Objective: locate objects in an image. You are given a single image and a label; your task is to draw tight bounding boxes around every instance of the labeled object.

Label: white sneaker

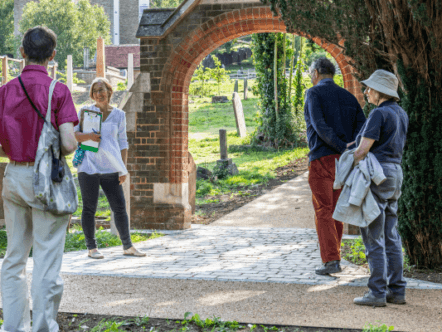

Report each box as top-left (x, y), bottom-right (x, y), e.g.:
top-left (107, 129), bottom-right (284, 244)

top-left (88, 249), bottom-right (104, 259)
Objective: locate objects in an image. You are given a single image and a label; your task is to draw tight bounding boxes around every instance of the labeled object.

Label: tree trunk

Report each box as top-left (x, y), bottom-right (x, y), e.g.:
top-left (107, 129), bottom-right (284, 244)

top-left (274, 36), bottom-right (278, 118)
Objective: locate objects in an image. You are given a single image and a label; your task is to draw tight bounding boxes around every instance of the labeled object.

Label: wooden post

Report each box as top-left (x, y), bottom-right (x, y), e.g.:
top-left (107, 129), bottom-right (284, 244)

top-left (67, 55), bottom-right (73, 92)
top-left (52, 64), bottom-right (58, 79)
top-left (96, 36), bottom-right (106, 78)
top-left (127, 53), bottom-right (134, 90)
top-left (19, 59), bottom-right (25, 73)
top-left (2, 56), bottom-right (8, 85)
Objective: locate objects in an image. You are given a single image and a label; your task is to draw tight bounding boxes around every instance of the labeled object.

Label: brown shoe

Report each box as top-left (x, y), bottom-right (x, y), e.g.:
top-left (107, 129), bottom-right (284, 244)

top-left (123, 246), bottom-right (146, 257)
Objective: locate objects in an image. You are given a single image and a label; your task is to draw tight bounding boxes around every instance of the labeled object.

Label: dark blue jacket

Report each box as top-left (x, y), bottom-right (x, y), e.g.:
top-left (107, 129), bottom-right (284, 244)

top-left (304, 78), bottom-right (366, 162)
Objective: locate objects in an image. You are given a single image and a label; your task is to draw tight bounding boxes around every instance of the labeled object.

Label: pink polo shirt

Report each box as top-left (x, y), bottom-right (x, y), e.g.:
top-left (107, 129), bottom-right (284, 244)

top-left (0, 65), bottom-right (79, 162)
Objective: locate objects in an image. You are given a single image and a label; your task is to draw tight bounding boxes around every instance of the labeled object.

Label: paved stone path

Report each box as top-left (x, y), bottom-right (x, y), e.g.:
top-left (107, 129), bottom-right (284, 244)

top-left (20, 225), bottom-right (442, 290)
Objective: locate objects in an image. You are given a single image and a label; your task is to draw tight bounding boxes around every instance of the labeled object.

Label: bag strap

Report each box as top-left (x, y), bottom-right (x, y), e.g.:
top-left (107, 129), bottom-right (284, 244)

top-left (46, 79), bottom-right (58, 123)
top-left (18, 75), bottom-right (46, 123)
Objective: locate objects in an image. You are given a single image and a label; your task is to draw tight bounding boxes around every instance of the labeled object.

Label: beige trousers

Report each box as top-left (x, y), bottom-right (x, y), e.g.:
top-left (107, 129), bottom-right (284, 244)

top-left (1, 163), bottom-right (69, 332)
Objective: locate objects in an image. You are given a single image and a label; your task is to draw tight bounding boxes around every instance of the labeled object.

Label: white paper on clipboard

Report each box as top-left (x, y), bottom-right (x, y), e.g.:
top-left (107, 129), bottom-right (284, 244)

top-left (82, 110), bottom-right (102, 151)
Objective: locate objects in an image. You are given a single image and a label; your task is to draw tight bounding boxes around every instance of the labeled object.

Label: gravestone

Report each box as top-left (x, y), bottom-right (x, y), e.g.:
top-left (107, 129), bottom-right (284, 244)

top-left (234, 80), bottom-right (239, 93)
top-left (212, 96), bottom-right (229, 103)
top-left (244, 79), bottom-right (248, 100)
top-left (232, 92), bottom-right (247, 137)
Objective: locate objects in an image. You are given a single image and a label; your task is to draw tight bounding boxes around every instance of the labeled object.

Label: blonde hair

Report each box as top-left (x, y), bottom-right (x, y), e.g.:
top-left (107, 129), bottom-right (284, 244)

top-left (89, 77), bottom-right (113, 103)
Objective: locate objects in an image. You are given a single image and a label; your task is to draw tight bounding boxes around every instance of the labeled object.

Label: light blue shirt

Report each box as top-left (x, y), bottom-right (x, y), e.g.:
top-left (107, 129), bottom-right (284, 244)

top-left (74, 105), bottom-right (129, 176)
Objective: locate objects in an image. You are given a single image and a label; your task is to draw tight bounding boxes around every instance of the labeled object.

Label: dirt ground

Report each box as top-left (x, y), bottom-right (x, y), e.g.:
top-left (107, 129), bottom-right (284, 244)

top-left (192, 157), bottom-right (309, 225)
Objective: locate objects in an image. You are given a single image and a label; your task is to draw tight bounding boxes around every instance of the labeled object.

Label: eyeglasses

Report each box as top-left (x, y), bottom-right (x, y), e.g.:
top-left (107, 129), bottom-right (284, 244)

top-left (93, 88), bottom-right (107, 94)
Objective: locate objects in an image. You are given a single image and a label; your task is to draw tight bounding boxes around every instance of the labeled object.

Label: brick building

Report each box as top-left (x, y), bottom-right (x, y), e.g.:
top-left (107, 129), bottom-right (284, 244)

top-left (13, 0), bottom-right (149, 45)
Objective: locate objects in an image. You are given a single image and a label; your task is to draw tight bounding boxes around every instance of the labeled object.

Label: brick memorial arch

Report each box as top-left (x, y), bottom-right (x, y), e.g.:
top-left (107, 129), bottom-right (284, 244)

top-left (123, 0), bottom-right (364, 230)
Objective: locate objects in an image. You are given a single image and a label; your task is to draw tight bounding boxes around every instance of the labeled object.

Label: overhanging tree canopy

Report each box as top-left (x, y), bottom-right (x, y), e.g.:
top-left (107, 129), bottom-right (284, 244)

top-left (262, 0), bottom-right (442, 268)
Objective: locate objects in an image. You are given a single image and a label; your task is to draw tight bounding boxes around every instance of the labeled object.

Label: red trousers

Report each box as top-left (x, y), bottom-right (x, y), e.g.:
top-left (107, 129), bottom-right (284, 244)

top-left (308, 154), bottom-right (343, 263)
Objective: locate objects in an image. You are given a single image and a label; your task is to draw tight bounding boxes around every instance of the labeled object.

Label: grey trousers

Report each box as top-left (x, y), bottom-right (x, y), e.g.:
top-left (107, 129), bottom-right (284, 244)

top-left (360, 163), bottom-right (407, 297)
top-left (1, 163), bottom-right (69, 332)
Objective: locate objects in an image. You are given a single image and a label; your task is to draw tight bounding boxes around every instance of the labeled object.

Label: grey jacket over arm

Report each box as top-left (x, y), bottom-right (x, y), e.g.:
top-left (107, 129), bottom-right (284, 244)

top-left (332, 149), bottom-right (386, 227)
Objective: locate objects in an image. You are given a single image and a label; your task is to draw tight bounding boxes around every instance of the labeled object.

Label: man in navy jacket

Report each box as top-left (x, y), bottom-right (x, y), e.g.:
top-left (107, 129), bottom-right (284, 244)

top-left (304, 57), bottom-right (366, 275)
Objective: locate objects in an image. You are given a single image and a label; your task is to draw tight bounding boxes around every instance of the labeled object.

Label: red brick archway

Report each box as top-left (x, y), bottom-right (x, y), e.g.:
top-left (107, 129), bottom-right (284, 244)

top-left (162, 8), bottom-right (363, 185)
top-left (132, 2), bottom-right (363, 230)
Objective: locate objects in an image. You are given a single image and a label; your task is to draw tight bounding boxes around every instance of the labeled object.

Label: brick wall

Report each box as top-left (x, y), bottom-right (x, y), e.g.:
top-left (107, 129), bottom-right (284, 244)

top-left (105, 45), bottom-right (141, 68)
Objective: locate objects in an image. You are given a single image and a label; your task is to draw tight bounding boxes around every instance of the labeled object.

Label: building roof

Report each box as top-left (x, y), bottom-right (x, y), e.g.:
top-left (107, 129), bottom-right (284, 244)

top-left (105, 45), bottom-right (140, 69)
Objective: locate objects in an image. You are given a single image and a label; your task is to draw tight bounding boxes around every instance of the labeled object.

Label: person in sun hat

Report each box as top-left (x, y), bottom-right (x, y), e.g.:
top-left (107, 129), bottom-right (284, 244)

top-left (352, 69), bottom-right (409, 307)
top-left (305, 57), bottom-right (366, 276)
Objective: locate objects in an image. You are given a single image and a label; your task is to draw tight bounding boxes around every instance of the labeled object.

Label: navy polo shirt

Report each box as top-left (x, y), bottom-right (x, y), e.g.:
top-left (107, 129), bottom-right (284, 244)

top-left (356, 100), bottom-right (409, 164)
top-left (304, 78), bottom-right (366, 162)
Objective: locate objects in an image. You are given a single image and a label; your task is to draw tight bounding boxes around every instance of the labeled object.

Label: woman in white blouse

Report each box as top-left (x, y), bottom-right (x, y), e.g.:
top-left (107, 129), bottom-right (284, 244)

top-left (74, 77), bottom-right (145, 259)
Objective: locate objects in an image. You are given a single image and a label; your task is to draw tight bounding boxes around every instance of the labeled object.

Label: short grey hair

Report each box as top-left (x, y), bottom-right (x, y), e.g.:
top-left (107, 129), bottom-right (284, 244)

top-left (310, 57), bottom-right (336, 76)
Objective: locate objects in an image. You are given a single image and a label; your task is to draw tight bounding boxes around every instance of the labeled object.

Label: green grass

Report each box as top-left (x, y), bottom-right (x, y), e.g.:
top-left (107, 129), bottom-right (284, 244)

top-left (0, 226), bottom-right (164, 257)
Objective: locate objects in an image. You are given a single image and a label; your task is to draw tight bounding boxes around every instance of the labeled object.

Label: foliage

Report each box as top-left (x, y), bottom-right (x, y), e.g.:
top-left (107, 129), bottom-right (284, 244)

top-left (150, 0), bottom-right (184, 8)
top-left (117, 80), bottom-right (128, 91)
top-left (397, 60), bottom-right (442, 268)
top-left (341, 237), bottom-right (366, 265)
top-left (251, 33), bottom-right (299, 148)
top-left (190, 63), bottom-right (211, 97)
top-left (263, 0), bottom-right (442, 268)
top-left (56, 71), bottom-right (86, 85)
top-left (19, 0), bottom-right (111, 69)
top-left (0, 0), bottom-right (14, 56)
top-left (207, 55), bottom-right (231, 96)
top-left (362, 322), bottom-right (394, 332)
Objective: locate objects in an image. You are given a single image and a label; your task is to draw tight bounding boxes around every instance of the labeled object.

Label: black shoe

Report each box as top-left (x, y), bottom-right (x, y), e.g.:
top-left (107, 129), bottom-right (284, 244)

top-left (315, 260), bottom-right (342, 275)
top-left (386, 289), bottom-right (406, 304)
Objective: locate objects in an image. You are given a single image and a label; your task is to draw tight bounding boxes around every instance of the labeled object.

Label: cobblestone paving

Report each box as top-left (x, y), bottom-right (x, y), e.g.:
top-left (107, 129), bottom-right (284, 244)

top-left (20, 226), bottom-right (442, 290)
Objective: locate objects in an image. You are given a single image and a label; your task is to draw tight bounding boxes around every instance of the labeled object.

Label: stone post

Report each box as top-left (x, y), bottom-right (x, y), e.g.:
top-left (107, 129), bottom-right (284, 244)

top-left (244, 79), bottom-right (248, 100)
top-left (219, 129), bottom-right (228, 160)
top-left (216, 129), bottom-right (238, 176)
top-left (96, 37), bottom-right (106, 78)
top-left (83, 47), bottom-right (90, 70)
top-left (110, 173), bottom-right (131, 236)
top-left (127, 53), bottom-right (134, 90)
top-left (2, 56), bottom-right (8, 85)
top-left (234, 79), bottom-right (238, 93)
top-left (66, 55), bottom-right (73, 92)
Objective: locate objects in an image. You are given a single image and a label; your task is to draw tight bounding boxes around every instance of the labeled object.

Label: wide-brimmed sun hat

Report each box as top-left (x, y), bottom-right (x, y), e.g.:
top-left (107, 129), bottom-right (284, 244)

top-left (361, 69), bottom-right (400, 101)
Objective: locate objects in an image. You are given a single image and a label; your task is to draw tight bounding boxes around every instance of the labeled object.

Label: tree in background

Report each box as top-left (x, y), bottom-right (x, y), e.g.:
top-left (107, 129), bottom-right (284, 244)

top-left (207, 55), bottom-right (230, 96)
top-left (190, 63), bottom-right (210, 97)
top-left (265, 0), bottom-right (442, 268)
top-left (150, 0), bottom-right (184, 8)
top-left (0, 0), bottom-right (14, 56)
top-left (19, 0), bottom-right (110, 69)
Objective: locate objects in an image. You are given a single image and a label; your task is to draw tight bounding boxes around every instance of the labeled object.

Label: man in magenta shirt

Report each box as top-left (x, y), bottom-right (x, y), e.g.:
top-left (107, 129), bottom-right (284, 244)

top-left (0, 26), bottom-right (78, 332)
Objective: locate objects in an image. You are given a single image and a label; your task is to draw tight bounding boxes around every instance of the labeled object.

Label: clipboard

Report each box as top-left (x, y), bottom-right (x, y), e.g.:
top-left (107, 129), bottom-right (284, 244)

top-left (80, 109), bottom-right (102, 153)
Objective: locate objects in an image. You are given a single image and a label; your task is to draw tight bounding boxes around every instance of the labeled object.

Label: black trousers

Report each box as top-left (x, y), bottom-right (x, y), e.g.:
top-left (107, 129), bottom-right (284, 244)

top-left (78, 172), bottom-right (132, 250)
